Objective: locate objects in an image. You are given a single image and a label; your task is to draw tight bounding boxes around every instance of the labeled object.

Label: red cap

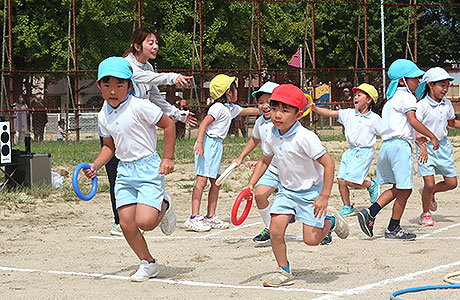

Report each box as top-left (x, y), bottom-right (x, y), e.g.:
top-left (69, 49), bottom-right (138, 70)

top-left (269, 84), bottom-right (306, 111)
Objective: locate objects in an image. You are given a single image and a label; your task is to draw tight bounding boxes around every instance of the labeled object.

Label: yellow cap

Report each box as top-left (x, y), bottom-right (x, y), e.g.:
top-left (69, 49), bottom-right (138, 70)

top-left (209, 74), bottom-right (236, 100)
top-left (352, 83), bottom-right (378, 103)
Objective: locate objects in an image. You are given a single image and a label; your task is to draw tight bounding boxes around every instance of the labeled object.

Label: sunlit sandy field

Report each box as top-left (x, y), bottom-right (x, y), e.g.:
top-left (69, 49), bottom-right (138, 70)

top-left (2, 138), bottom-right (460, 299)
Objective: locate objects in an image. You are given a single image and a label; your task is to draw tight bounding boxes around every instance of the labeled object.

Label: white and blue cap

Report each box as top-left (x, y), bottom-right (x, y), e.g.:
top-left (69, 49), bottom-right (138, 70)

top-left (386, 59), bottom-right (425, 100)
top-left (97, 56), bottom-right (139, 96)
top-left (415, 67), bottom-right (454, 99)
top-left (251, 81), bottom-right (280, 99)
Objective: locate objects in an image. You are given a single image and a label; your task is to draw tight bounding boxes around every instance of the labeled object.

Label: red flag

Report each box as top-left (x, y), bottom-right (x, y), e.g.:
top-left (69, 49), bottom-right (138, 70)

top-left (288, 48), bottom-right (300, 68)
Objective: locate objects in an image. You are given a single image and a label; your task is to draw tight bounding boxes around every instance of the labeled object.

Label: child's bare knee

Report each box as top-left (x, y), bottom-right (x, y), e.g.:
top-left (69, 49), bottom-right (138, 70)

top-left (303, 236), bottom-right (320, 246)
top-left (446, 179), bottom-right (457, 190)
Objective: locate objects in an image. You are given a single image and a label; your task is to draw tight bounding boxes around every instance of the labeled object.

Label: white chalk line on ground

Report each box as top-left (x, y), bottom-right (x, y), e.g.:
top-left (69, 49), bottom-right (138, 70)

top-left (311, 258), bottom-right (460, 300)
top-left (0, 266), bottom-right (331, 294)
top-left (3, 258), bottom-right (460, 297)
top-left (418, 222), bottom-right (460, 239)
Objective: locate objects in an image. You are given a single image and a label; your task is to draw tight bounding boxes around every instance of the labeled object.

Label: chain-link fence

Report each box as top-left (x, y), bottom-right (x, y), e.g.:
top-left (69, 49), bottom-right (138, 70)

top-left (1, 0), bottom-right (459, 141)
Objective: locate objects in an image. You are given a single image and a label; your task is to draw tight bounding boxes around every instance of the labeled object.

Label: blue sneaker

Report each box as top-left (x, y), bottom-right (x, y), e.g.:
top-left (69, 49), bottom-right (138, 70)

top-left (357, 208), bottom-right (375, 237)
top-left (320, 232), bottom-right (332, 245)
top-left (339, 204), bottom-right (355, 216)
top-left (385, 226), bottom-right (416, 240)
top-left (367, 178), bottom-right (379, 203)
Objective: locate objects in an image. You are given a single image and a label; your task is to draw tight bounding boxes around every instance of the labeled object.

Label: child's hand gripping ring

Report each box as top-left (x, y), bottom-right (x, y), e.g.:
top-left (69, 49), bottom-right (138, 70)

top-left (231, 187), bottom-right (253, 226)
top-left (72, 163), bottom-right (97, 201)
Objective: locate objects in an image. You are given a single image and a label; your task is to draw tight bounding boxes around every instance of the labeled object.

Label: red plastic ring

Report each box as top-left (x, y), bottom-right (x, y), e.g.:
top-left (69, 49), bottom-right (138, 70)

top-left (231, 187), bottom-right (253, 226)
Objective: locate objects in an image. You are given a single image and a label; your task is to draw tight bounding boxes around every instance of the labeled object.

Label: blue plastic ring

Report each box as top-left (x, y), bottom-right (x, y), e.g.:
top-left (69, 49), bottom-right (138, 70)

top-left (391, 284), bottom-right (460, 300)
top-left (72, 163), bottom-right (97, 201)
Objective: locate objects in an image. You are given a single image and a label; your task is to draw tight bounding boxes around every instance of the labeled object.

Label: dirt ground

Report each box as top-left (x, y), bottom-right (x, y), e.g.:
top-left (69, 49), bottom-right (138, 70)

top-left (2, 138), bottom-right (460, 299)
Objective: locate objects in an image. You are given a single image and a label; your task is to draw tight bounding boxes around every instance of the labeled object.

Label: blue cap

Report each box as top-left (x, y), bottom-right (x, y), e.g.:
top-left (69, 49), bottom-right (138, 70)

top-left (97, 57), bottom-right (138, 96)
top-left (386, 59), bottom-right (425, 100)
top-left (251, 81), bottom-right (280, 99)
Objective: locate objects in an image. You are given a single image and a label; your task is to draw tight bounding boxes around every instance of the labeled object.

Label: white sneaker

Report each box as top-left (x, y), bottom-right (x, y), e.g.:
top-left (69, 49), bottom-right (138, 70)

top-left (130, 259), bottom-right (159, 282)
top-left (327, 207), bottom-right (349, 239)
top-left (110, 221), bottom-right (123, 237)
top-left (184, 215), bottom-right (212, 232)
top-left (205, 215), bottom-right (230, 229)
top-left (159, 192), bottom-right (176, 235)
top-left (263, 267), bottom-right (294, 287)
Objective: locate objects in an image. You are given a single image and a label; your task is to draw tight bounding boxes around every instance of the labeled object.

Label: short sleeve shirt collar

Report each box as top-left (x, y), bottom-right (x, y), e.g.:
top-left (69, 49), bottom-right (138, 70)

top-left (272, 120), bottom-right (301, 138)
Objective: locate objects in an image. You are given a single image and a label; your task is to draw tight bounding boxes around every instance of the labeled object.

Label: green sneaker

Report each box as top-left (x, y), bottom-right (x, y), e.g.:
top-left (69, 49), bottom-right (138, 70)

top-left (339, 204), bottom-right (355, 216)
top-left (367, 178), bottom-right (380, 203)
top-left (253, 228), bottom-right (270, 244)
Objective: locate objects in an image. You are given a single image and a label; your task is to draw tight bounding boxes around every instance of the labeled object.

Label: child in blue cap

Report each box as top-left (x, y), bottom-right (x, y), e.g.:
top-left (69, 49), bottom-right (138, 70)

top-left (83, 57), bottom-right (177, 281)
top-left (357, 59), bottom-right (439, 240)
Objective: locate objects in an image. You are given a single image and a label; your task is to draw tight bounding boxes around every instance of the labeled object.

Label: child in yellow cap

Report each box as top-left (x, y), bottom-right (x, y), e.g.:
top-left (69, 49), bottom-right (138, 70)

top-left (309, 83), bottom-right (381, 212)
top-left (184, 74), bottom-right (259, 232)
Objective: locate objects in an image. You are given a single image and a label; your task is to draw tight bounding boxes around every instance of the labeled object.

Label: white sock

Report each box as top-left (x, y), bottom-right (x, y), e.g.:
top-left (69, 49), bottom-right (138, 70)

top-left (258, 205), bottom-right (272, 228)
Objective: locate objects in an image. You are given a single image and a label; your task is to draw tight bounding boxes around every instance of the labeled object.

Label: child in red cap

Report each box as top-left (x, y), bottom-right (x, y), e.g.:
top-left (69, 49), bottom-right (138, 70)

top-left (244, 84), bottom-right (349, 287)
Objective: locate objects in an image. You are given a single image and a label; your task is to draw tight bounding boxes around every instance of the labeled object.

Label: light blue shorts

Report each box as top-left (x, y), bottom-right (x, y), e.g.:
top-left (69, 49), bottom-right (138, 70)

top-left (115, 152), bottom-right (164, 210)
top-left (194, 134), bottom-right (223, 179)
top-left (377, 138), bottom-right (413, 189)
top-left (337, 146), bottom-right (374, 184)
top-left (271, 184), bottom-right (325, 228)
top-left (417, 137), bottom-right (456, 178)
top-left (256, 168), bottom-right (280, 189)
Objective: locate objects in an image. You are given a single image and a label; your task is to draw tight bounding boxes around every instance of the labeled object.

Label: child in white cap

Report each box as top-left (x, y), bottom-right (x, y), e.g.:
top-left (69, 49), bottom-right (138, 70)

top-left (232, 81), bottom-right (281, 243)
top-left (185, 74), bottom-right (259, 232)
top-left (84, 57), bottom-right (177, 281)
top-left (357, 59), bottom-right (439, 240)
top-left (310, 83), bottom-right (381, 221)
top-left (415, 67), bottom-right (459, 226)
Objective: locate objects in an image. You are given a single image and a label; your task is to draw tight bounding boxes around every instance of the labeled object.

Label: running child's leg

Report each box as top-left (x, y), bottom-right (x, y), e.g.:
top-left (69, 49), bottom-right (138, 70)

top-left (303, 221), bottom-right (332, 246)
top-left (253, 185), bottom-right (276, 243)
top-left (358, 185), bottom-right (398, 237)
top-left (390, 189), bottom-right (412, 221)
top-left (255, 184), bottom-right (276, 227)
top-left (338, 178), bottom-right (351, 207)
top-left (136, 202), bottom-right (167, 231)
top-left (434, 176), bottom-right (457, 195)
top-left (421, 175), bottom-right (436, 213)
top-left (385, 189), bottom-right (416, 240)
top-left (269, 214), bottom-right (292, 268)
top-left (119, 204), bottom-right (154, 261)
top-left (263, 214), bottom-right (294, 287)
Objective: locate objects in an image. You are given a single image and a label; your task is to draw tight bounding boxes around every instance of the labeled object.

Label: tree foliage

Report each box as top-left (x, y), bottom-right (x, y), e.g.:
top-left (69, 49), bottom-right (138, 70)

top-left (1, 0), bottom-right (459, 72)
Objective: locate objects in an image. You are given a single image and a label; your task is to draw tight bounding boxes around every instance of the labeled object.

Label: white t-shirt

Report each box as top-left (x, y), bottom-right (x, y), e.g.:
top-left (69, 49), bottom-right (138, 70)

top-left (380, 88), bottom-right (417, 142)
top-left (206, 103), bottom-right (243, 139)
top-left (124, 53), bottom-right (188, 123)
top-left (57, 126), bottom-right (65, 140)
top-left (337, 109), bottom-right (381, 147)
top-left (99, 96), bottom-right (163, 162)
top-left (263, 121), bottom-right (326, 191)
top-left (416, 96), bottom-right (455, 141)
top-left (252, 116), bottom-right (277, 174)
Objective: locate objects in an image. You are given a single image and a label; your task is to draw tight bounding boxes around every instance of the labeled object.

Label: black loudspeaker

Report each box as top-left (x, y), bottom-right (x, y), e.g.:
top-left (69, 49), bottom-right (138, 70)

top-left (0, 121), bottom-right (11, 164)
